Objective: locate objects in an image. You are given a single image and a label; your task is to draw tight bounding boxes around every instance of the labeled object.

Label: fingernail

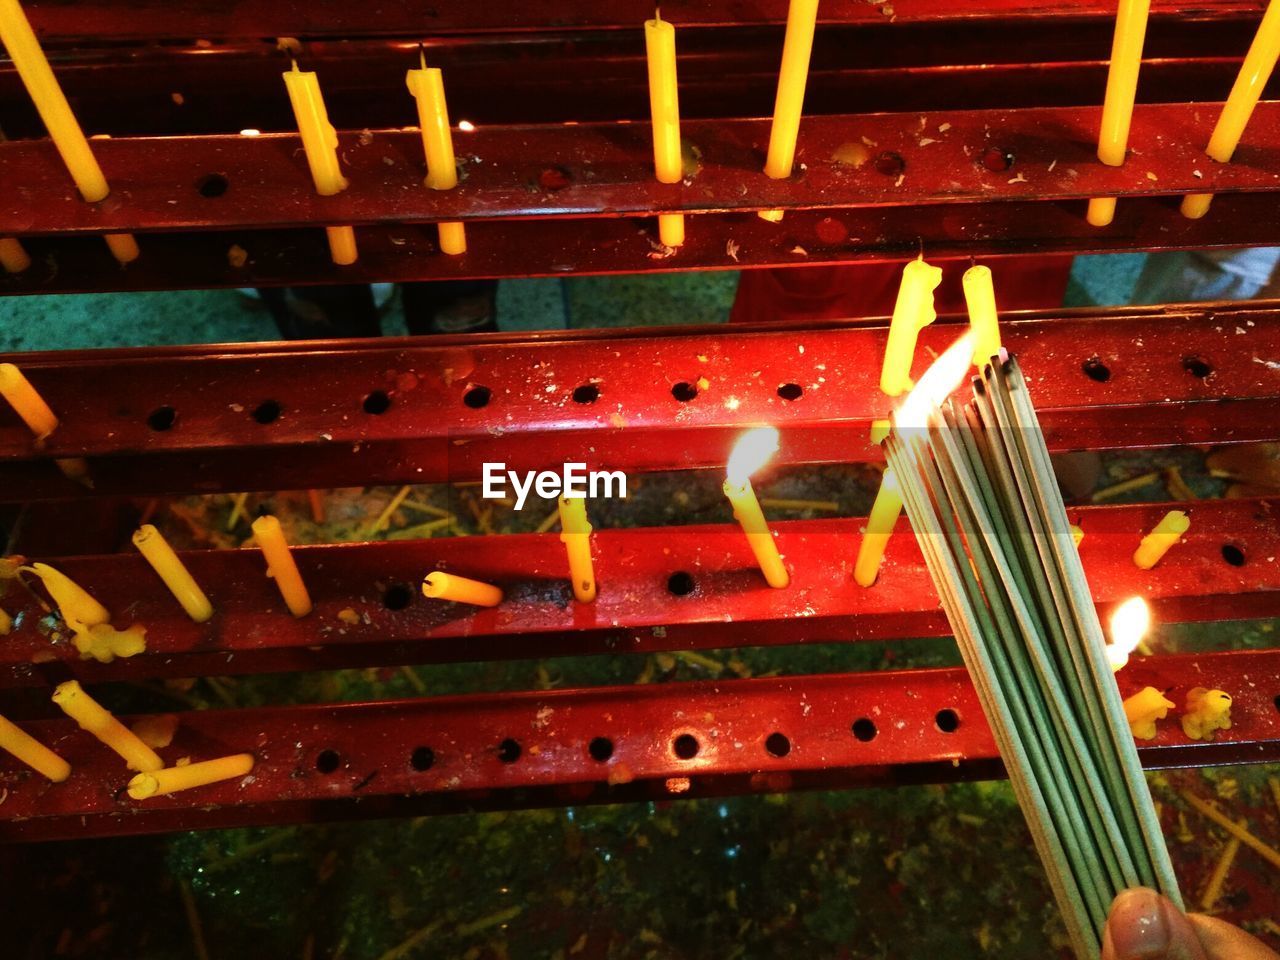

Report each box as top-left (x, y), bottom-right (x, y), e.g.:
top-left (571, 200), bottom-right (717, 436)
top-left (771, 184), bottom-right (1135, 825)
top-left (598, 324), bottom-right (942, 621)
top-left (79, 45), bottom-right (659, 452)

top-left (1108, 888), bottom-right (1170, 960)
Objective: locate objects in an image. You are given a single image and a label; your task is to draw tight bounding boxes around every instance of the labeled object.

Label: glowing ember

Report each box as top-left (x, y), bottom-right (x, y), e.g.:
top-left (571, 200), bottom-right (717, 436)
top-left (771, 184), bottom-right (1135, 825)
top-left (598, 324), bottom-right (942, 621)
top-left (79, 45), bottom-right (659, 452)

top-left (726, 426), bottom-right (779, 484)
top-left (1107, 596), bottom-right (1150, 671)
top-left (894, 333), bottom-right (975, 432)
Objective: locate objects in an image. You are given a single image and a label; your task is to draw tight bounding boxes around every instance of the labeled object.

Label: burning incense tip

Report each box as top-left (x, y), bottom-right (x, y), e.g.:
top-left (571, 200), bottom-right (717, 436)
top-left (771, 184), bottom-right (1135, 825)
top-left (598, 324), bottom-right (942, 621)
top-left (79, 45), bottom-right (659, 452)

top-left (894, 333), bottom-right (974, 432)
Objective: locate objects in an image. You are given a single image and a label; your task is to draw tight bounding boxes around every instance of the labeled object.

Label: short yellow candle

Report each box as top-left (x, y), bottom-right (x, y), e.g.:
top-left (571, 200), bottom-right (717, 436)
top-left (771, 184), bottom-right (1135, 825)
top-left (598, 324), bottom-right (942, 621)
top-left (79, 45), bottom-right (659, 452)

top-left (880, 256), bottom-right (943, 398)
top-left (0, 362), bottom-right (57, 440)
top-left (0, 713), bottom-right (69, 781)
top-left (1123, 686), bottom-right (1173, 740)
top-left (422, 571), bottom-right (503, 607)
top-left (1133, 509), bottom-right (1190, 569)
top-left (104, 233), bottom-right (140, 264)
top-left (128, 753), bottom-right (254, 800)
top-left (406, 52), bottom-right (466, 256)
top-left (854, 469), bottom-right (902, 588)
top-left (252, 515), bottom-right (312, 617)
top-left (0, 605), bottom-right (10, 634)
top-left (27, 561), bottom-right (109, 628)
top-left (962, 265), bottom-right (1002, 367)
top-left (724, 427), bottom-right (789, 589)
top-left (131, 524), bottom-right (213, 622)
top-left (645, 10), bottom-right (685, 248)
top-left (0, 237), bottom-right (31, 273)
top-left (558, 495), bottom-right (597, 602)
top-left (1182, 687), bottom-right (1233, 741)
top-left (1070, 524), bottom-right (1085, 548)
top-left (1086, 0), bottom-right (1151, 227)
top-left (282, 61), bottom-right (357, 265)
top-left (1181, 0), bottom-right (1280, 219)
top-left (52, 680), bottom-right (162, 772)
top-left (758, 0), bottom-right (820, 222)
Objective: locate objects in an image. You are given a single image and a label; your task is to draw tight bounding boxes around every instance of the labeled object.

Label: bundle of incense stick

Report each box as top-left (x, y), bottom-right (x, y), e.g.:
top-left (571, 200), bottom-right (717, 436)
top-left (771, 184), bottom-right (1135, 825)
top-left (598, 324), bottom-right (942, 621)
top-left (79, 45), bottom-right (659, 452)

top-left (883, 337), bottom-right (1181, 960)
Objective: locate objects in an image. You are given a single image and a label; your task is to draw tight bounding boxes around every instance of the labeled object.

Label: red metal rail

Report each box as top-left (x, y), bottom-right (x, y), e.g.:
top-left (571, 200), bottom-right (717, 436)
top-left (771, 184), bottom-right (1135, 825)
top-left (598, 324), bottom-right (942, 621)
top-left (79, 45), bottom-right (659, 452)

top-left (0, 649), bottom-right (1275, 842)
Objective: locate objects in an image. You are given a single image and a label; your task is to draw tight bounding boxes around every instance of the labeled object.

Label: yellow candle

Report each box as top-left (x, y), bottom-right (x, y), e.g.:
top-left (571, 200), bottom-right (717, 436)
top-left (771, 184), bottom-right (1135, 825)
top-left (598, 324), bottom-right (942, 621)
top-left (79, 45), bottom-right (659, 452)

top-left (282, 61), bottom-right (357, 265)
top-left (0, 605), bottom-right (10, 634)
top-left (104, 233), bottom-right (140, 264)
top-left (558, 495), bottom-right (597, 602)
top-left (422, 571), bottom-right (502, 607)
top-left (724, 427), bottom-right (789, 589)
top-left (1070, 524), bottom-right (1085, 548)
top-left (406, 53), bottom-right (466, 256)
top-left (0, 713), bottom-right (69, 781)
top-left (1086, 0), bottom-right (1151, 227)
top-left (1200, 818), bottom-right (1244, 911)
top-left (128, 753), bottom-right (254, 800)
top-left (27, 561), bottom-right (109, 628)
top-left (880, 256), bottom-right (943, 398)
top-left (251, 515), bottom-right (312, 617)
top-left (1133, 509), bottom-right (1189, 569)
top-left (0, 362), bottom-right (57, 440)
top-left (645, 10), bottom-right (685, 248)
top-left (131, 524), bottom-right (213, 623)
top-left (1181, 0), bottom-right (1280, 219)
top-left (0, 237), bottom-right (30, 273)
top-left (52, 680), bottom-right (162, 772)
top-left (758, 0), bottom-right (819, 222)
top-left (1122, 686), bottom-right (1173, 740)
top-left (854, 469), bottom-right (902, 588)
top-left (962, 265), bottom-right (1002, 367)
top-left (1182, 687), bottom-right (1233, 741)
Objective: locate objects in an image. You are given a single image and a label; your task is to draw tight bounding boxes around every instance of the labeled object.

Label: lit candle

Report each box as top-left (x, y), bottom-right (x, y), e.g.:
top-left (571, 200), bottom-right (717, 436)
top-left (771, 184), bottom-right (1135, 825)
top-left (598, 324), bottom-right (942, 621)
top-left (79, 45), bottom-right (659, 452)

top-left (406, 51), bottom-right (466, 256)
top-left (758, 0), bottom-right (820, 222)
top-left (558, 495), bottom-right (597, 602)
top-left (1122, 686), bottom-right (1173, 740)
top-left (0, 0), bottom-right (139, 263)
top-left (422, 571), bottom-right (502, 607)
top-left (1106, 595), bottom-right (1150, 671)
top-left (880, 256), bottom-right (943, 398)
top-left (128, 753), bottom-right (254, 800)
top-left (645, 9), bottom-right (685, 248)
top-left (282, 61), bottom-right (357, 265)
top-left (251, 515), bottom-right (312, 617)
top-left (1133, 509), bottom-right (1189, 569)
top-left (723, 427), bottom-right (789, 588)
top-left (1181, 687), bottom-right (1233, 741)
top-left (26, 561), bottom-right (109, 628)
top-left (1086, 0), bottom-right (1151, 227)
top-left (0, 714), bottom-right (69, 781)
top-left (1181, 0), bottom-right (1280, 219)
top-left (853, 469), bottom-right (902, 588)
top-left (131, 524), bottom-right (213, 623)
top-left (52, 680), bottom-right (163, 772)
top-left (0, 237), bottom-right (30, 273)
top-left (962, 265), bottom-right (1002, 367)
top-left (0, 362), bottom-right (57, 440)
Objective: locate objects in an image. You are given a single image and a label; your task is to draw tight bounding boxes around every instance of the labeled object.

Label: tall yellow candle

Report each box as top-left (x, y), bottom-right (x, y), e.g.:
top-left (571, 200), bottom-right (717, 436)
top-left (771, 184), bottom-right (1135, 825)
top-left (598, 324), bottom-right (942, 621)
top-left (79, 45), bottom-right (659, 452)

top-left (1086, 0), bottom-right (1150, 227)
top-left (962, 265), bottom-right (1002, 367)
top-left (406, 52), bottom-right (466, 256)
top-left (52, 680), bottom-right (163, 772)
top-left (422, 571), bottom-right (502, 607)
top-left (1133, 509), bottom-right (1190, 569)
top-left (282, 61), bottom-right (357, 265)
top-left (723, 427), bottom-right (789, 589)
top-left (880, 256), bottom-right (943, 398)
top-left (0, 237), bottom-right (31, 273)
top-left (0, 714), bottom-right (70, 781)
top-left (251, 515), bottom-right (312, 617)
top-left (0, 362), bottom-right (57, 439)
top-left (758, 0), bottom-right (820, 223)
top-left (645, 10), bottom-right (685, 248)
top-left (558, 495), bottom-right (597, 602)
top-left (131, 524), bottom-right (213, 622)
top-left (128, 753), bottom-right (254, 800)
top-left (854, 469), bottom-right (902, 588)
top-left (1181, 0), bottom-right (1280, 219)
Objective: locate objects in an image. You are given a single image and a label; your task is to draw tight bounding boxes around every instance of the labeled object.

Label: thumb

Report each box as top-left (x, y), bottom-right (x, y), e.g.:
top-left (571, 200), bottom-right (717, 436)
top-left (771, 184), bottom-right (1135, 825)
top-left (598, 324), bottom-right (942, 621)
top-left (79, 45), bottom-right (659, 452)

top-left (1186, 913), bottom-right (1280, 960)
top-left (1101, 888), bottom-right (1208, 960)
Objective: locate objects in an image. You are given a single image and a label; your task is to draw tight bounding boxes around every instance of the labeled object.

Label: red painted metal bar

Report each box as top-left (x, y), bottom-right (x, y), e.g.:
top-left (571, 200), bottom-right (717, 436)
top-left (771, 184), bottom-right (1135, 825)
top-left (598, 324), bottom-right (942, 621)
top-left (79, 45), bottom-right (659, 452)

top-left (0, 303), bottom-right (1278, 498)
top-left (6, 103), bottom-right (1280, 236)
top-left (2, 499), bottom-right (1275, 686)
top-left (0, 649), bottom-right (1275, 842)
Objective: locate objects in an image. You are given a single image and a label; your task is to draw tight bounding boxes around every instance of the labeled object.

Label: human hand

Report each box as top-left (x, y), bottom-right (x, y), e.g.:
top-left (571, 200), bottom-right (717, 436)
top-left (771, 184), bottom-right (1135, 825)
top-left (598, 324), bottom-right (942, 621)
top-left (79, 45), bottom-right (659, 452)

top-left (1102, 887), bottom-right (1279, 960)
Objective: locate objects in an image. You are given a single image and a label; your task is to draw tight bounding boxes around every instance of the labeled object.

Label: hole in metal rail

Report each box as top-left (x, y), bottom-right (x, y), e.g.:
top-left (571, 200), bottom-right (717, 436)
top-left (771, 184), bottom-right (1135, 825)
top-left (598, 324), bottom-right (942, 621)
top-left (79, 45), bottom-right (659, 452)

top-left (935, 708), bottom-right (961, 733)
top-left (362, 390), bottom-right (391, 415)
top-left (572, 384), bottom-right (600, 404)
top-left (147, 406), bottom-right (177, 431)
top-left (382, 582), bottom-right (414, 610)
top-left (252, 400), bottom-right (282, 424)
top-left (1221, 543), bottom-right (1246, 567)
top-left (1183, 356), bottom-right (1213, 379)
top-left (497, 738), bottom-right (522, 763)
top-left (765, 732), bottom-right (791, 758)
top-left (777, 382), bottom-right (803, 401)
top-left (981, 146), bottom-right (1014, 172)
top-left (672, 733), bottom-right (700, 759)
top-left (1082, 358), bottom-right (1111, 383)
top-left (463, 385), bottom-right (492, 409)
top-left (410, 746), bottom-right (435, 772)
top-left (538, 166), bottom-right (572, 191)
top-left (1274, 694), bottom-right (1280, 714)
top-left (851, 718), bottom-right (878, 742)
top-left (197, 173), bottom-right (229, 198)
top-left (667, 571), bottom-right (696, 596)
top-left (588, 737), bottom-right (614, 762)
top-left (874, 151), bottom-right (905, 177)
top-left (315, 749), bottom-right (341, 774)
top-left (671, 381), bottom-right (698, 402)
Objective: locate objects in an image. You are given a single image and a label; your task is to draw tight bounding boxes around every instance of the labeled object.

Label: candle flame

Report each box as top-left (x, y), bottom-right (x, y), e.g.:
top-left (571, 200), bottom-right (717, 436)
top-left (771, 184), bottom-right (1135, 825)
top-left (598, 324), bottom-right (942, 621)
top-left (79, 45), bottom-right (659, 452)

top-left (727, 426), bottom-right (779, 485)
top-left (894, 332), bottom-right (974, 432)
top-left (458, 119), bottom-right (476, 132)
top-left (1107, 596), bottom-right (1150, 670)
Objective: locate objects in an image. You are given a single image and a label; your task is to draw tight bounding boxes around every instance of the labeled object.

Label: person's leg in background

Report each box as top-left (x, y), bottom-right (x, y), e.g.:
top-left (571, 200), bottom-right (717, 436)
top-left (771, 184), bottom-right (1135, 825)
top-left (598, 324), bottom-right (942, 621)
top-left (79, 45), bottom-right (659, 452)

top-left (402, 280), bottom-right (499, 335)
top-left (257, 285), bottom-right (382, 340)
top-left (1130, 248), bottom-right (1280, 304)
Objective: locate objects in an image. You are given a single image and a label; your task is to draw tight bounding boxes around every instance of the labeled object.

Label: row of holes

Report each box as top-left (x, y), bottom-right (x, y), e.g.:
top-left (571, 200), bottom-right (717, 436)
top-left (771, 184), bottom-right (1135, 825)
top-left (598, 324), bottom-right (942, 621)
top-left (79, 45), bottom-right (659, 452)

top-left (312, 709), bottom-right (964, 774)
top-left (1083, 355), bottom-right (1214, 384)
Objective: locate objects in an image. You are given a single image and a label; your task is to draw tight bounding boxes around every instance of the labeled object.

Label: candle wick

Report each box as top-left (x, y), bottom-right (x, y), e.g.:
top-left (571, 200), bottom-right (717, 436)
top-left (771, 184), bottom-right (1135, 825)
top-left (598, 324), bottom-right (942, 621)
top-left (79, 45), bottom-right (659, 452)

top-left (418, 43), bottom-right (427, 70)
top-left (654, 7), bottom-right (662, 22)
top-left (290, 59), bottom-right (300, 73)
